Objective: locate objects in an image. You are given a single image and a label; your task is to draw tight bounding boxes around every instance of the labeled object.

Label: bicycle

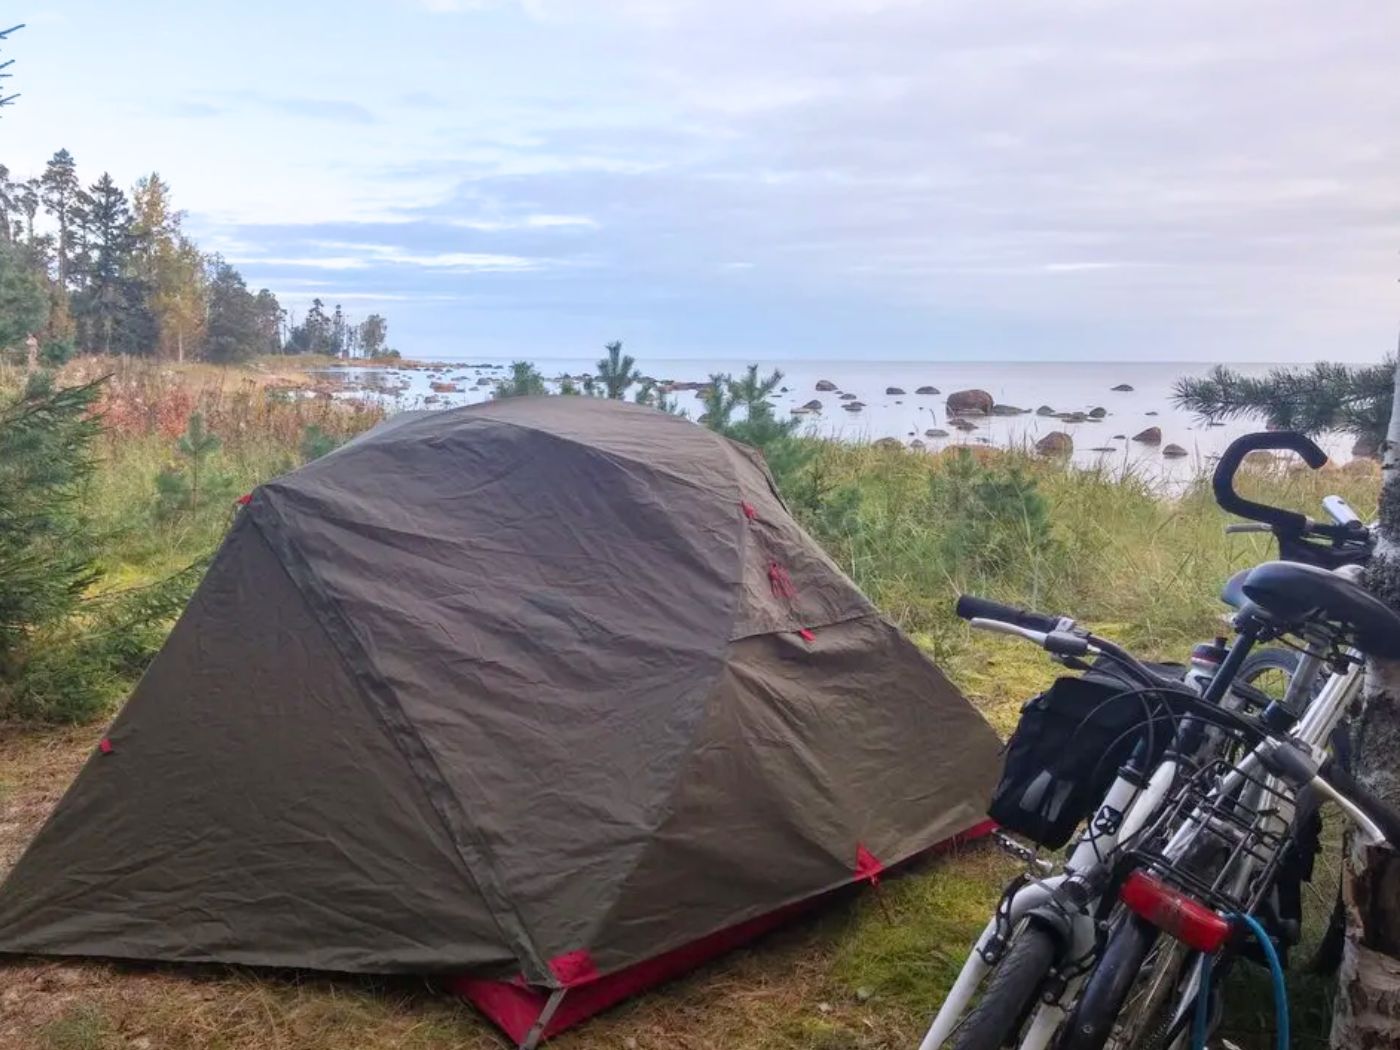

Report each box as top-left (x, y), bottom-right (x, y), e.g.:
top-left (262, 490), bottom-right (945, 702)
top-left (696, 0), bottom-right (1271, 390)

top-left (918, 432), bottom-right (1376, 1050)
top-left (1053, 438), bottom-right (1394, 1050)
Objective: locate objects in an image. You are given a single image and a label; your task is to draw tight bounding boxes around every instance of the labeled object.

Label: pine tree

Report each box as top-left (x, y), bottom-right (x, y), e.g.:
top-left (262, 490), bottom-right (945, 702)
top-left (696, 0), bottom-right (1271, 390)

top-left (595, 340), bottom-right (640, 399)
top-left (330, 303), bottom-right (347, 357)
top-left (0, 23), bottom-right (23, 113)
top-left (494, 361), bottom-right (547, 398)
top-left (252, 289), bottom-right (283, 354)
top-left (71, 173), bottom-right (153, 354)
top-left (1174, 361), bottom-right (1393, 456)
top-left (0, 238), bottom-right (48, 350)
top-left (0, 372), bottom-right (103, 683)
top-left (200, 260), bottom-right (261, 363)
top-left (0, 163), bottom-right (17, 242)
top-left (154, 412), bottom-right (230, 520)
top-left (287, 298), bottom-right (332, 354)
top-left (39, 150), bottom-right (82, 292)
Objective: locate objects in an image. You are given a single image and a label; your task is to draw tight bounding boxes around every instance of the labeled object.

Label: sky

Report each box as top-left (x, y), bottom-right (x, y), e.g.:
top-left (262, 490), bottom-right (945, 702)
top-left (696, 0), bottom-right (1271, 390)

top-left (2, 0), bottom-right (1399, 362)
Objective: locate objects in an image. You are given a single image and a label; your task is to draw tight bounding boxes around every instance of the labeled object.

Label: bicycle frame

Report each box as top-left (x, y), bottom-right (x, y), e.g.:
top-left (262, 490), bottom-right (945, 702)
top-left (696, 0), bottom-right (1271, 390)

top-left (920, 640), bottom-right (1364, 1050)
top-left (918, 745), bottom-right (1186, 1050)
top-left (1080, 652), bottom-right (1365, 1049)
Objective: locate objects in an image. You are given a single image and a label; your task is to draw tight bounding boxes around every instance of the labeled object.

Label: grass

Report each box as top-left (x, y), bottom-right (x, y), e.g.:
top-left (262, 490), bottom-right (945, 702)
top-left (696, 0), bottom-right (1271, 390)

top-left (0, 357), bottom-right (1386, 1048)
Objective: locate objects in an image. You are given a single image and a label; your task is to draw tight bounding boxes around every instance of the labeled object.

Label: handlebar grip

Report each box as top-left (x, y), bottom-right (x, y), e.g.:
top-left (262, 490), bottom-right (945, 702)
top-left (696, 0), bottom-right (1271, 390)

top-left (1212, 431), bottom-right (1328, 532)
top-left (955, 594), bottom-right (1059, 632)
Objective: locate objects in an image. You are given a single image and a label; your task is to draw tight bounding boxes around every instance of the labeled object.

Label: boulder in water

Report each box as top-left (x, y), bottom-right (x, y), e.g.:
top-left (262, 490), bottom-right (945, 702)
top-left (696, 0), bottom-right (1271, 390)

top-left (815, 379), bottom-right (837, 392)
top-left (991, 404), bottom-right (1026, 416)
top-left (1112, 383), bottom-right (1134, 392)
top-left (1088, 407), bottom-right (1107, 419)
top-left (430, 381), bottom-right (462, 393)
top-left (1133, 427), bottom-right (1162, 445)
top-left (802, 399), bottom-right (823, 412)
top-left (946, 389), bottom-right (994, 416)
top-left (916, 385), bottom-right (940, 395)
top-left (839, 392), bottom-right (858, 400)
top-left (886, 386), bottom-right (906, 395)
top-left (1162, 444), bottom-right (1189, 458)
top-left (874, 437), bottom-right (902, 450)
top-left (1036, 431), bottom-right (1074, 456)
top-left (1353, 433), bottom-right (1382, 459)
top-left (951, 418), bottom-right (978, 432)
top-left (926, 428), bottom-right (950, 438)
top-left (910, 439), bottom-right (926, 450)
top-left (1036, 405), bottom-right (1057, 417)
top-left (842, 401), bottom-right (865, 412)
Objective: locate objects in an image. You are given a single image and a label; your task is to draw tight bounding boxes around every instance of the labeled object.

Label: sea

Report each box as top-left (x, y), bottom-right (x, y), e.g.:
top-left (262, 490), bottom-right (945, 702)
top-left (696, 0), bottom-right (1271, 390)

top-left (316, 358), bottom-right (1363, 483)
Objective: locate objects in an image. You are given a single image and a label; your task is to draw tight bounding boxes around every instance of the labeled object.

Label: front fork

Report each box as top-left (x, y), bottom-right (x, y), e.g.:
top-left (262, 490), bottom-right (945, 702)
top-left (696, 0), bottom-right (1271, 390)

top-left (918, 756), bottom-right (1179, 1050)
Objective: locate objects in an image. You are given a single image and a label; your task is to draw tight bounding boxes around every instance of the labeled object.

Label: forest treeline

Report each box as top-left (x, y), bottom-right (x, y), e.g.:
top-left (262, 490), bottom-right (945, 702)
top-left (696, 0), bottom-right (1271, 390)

top-left (0, 149), bottom-right (394, 365)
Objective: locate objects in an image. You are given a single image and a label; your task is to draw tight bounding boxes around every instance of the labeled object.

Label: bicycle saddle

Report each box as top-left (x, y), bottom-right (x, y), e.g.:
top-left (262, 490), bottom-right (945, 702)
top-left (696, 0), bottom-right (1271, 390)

top-left (1241, 560), bottom-right (1400, 659)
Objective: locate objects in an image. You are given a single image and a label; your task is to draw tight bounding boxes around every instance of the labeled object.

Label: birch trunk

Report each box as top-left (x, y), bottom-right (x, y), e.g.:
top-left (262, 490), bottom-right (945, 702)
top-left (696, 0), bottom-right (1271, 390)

top-left (1331, 356), bottom-right (1400, 1047)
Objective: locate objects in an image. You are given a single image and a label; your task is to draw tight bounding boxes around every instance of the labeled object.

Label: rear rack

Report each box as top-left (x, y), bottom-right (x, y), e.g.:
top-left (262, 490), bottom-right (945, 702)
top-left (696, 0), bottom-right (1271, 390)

top-left (1126, 756), bottom-right (1293, 917)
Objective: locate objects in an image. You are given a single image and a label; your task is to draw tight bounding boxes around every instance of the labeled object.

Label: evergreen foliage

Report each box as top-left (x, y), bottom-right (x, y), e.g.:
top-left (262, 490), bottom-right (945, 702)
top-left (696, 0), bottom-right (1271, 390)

top-left (153, 412), bottom-right (235, 521)
top-left (595, 340), bottom-right (641, 399)
top-left (494, 361), bottom-right (548, 398)
top-left (1174, 360), bottom-right (1394, 452)
top-left (0, 371), bottom-right (103, 674)
top-left (0, 148), bottom-right (389, 362)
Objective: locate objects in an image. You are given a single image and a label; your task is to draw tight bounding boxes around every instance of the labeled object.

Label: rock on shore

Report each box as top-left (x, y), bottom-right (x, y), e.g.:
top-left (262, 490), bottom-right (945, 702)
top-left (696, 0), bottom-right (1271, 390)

top-left (946, 389), bottom-right (994, 415)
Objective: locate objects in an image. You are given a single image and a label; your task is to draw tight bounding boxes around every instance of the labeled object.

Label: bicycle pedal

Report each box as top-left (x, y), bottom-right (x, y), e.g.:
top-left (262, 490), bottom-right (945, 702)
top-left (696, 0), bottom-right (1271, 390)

top-left (993, 831), bottom-right (1054, 873)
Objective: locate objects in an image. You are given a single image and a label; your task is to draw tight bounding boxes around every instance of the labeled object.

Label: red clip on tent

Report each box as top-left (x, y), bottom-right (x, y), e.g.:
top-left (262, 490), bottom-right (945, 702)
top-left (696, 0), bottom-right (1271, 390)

top-left (0, 397), bottom-right (1000, 1047)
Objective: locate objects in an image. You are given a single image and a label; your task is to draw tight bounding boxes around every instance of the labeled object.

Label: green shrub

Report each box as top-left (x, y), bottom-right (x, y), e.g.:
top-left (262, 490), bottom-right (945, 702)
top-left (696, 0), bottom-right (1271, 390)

top-left (0, 372), bottom-right (103, 683)
top-left (40, 337), bottom-right (76, 366)
top-left (152, 412), bottom-right (237, 522)
top-left (299, 423), bottom-right (341, 461)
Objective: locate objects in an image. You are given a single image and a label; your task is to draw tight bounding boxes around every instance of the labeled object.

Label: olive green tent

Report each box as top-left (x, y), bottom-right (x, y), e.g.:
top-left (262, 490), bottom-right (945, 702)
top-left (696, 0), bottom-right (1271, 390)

top-left (0, 396), bottom-right (1000, 1046)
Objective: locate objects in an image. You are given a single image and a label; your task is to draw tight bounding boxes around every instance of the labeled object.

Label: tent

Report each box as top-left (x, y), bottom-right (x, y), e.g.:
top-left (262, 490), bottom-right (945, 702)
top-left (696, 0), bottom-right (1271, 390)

top-left (0, 396), bottom-right (1001, 1047)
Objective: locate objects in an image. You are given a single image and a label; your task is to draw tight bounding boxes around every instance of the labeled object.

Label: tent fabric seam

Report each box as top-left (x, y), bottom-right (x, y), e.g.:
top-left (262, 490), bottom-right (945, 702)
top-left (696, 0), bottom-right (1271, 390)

top-left (348, 406), bottom-right (742, 506)
top-left (554, 436), bottom-right (752, 959)
top-left (245, 506), bottom-right (548, 981)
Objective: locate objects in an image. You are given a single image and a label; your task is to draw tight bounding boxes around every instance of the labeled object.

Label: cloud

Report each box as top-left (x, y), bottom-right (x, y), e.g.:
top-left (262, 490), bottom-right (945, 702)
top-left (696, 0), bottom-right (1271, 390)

top-left (246, 240), bottom-right (548, 273)
top-left (448, 213), bottom-right (599, 231)
top-left (227, 255), bottom-right (370, 271)
top-left (46, 0), bottom-right (1397, 360)
top-left (261, 97), bottom-right (376, 124)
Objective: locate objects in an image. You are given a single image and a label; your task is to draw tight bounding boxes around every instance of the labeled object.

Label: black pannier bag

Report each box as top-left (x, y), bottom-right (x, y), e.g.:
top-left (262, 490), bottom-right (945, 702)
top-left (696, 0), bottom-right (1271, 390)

top-left (988, 669), bottom-right (1179, 850)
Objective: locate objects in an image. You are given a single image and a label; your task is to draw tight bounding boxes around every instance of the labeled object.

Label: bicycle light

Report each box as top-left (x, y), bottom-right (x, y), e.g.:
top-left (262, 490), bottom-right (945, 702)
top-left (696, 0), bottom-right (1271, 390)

top-left (1119, 870), bottom-right (1231, 953)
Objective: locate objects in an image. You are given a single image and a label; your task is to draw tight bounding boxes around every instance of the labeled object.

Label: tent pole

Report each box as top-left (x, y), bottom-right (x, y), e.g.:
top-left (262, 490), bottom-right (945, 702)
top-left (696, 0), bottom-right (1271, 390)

top-left (519, 987), bottom-right (568, 1050)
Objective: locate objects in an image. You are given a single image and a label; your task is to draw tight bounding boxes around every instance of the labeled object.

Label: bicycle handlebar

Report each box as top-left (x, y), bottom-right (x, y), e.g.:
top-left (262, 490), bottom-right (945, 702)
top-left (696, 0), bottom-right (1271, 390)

top-left (1212, 431), bottom-right (1328, 533)
top-left (955, 594), bottom-right (1059, 632)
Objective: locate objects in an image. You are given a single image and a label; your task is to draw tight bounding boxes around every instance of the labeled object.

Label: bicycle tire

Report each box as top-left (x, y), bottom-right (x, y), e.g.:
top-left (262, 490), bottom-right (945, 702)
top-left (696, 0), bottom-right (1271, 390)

top-left (1057, 914), bottom-right (1160, 1050)
top-left (946, 923), bottom-right (1058, 1050)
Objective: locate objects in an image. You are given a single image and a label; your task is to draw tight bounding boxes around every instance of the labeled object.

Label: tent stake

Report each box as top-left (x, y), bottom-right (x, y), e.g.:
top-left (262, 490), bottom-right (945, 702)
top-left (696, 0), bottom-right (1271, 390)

top-left (520, 987), bottom-right (568, 1050)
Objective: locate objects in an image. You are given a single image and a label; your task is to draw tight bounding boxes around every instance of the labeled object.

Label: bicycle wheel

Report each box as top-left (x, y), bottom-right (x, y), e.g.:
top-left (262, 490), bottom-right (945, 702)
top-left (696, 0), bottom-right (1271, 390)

top-left (1236, 646), bottom-right (1307, 704)
top-left (1058, 914), bottom-right (1166, 1050)
top-left (947, 922), bottom-right (1059, 1050)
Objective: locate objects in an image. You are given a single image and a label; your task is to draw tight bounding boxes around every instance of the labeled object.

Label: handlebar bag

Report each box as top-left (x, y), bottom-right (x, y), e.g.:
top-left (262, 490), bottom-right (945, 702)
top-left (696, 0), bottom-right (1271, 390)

top-left (988, 670), bottom-right (1179, 850)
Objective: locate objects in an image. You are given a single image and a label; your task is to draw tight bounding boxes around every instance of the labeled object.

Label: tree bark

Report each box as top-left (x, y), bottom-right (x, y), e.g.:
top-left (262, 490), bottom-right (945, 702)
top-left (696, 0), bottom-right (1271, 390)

top-left (1331, 355), bottom-right (1400, 1047)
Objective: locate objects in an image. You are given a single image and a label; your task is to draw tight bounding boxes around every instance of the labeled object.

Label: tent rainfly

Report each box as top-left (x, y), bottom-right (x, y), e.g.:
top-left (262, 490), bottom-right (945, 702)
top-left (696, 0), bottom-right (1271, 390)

top-left (0, 396), bottom-right (1001, 1047)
